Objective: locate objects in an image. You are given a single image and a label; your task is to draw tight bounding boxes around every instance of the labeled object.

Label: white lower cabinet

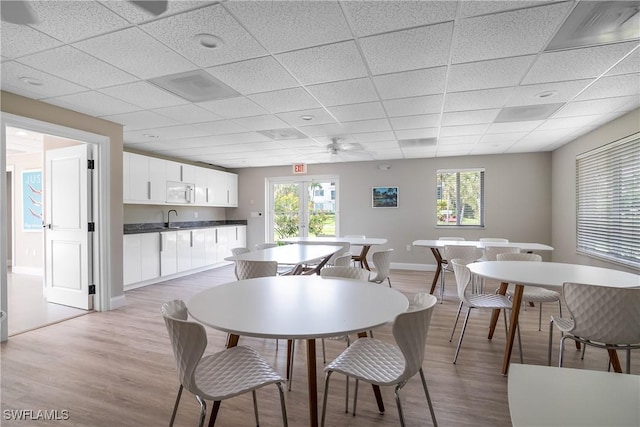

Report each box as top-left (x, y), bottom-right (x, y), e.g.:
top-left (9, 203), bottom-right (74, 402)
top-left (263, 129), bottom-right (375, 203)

top-left (160, 231), bottom-right (178, 276)
top-left (176, 230), bottom-right (192, 273)
top-left (124, 233), bottom-right (161, 285)
top-left (191, 229), bottom-right (207, 269)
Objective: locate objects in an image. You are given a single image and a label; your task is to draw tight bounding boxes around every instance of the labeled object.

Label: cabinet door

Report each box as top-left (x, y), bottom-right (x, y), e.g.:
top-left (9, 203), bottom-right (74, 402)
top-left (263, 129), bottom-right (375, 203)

top-left (204, 228), bottom-right (218, 265)
top-left (176, 230), bottom-right (192, 272)
top-left (129, 153), bottom-right (151, 201)
top-left (191, 229), bottom-right (206, 268)
top-left (195, 167), bottom-right (208, 206)
top-left (226, 172), bottom-right (238, 206)
top-left (167, 161), bottom-right (196, 184)
top-left (148, 157), bottom-right (166, 203)
top-left (123, 234), bottom-right (141, 285)
top-left (215, 227), bottom-right (230, 261)
top-left (140, 233), bottom-right (161, 281)
top-left (209, 169), bottom-right (228, 206)
top-left (160, 231), bottom-right (177, 276)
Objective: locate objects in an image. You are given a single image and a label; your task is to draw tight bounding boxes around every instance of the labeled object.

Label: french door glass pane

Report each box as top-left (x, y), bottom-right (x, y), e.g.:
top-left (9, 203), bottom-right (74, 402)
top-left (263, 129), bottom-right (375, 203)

top-left (272, 182), bottom-right (301, 241)
top-left (308, 181), bottom-right (336, 237)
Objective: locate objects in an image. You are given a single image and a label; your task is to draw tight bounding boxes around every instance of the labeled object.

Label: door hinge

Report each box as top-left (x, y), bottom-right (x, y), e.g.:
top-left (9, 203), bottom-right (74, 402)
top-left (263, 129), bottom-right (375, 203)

top-left (89, 285), bottom-right (96, 295)
top-left (88, 159), bottom-right (95, 169)
top-left (88, 222), bottom-right (95, 232)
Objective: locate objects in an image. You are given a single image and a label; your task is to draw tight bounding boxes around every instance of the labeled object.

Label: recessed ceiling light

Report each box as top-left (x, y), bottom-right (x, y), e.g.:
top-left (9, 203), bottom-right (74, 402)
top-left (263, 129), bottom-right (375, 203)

top-left (194, 33), bottom-right (224, 49)
top-left (19, 76), bottom-right (43, 86)
top-left (535, 90), bottom-right (558, 99)
top-left (300, 115), bottom-right (314, 121)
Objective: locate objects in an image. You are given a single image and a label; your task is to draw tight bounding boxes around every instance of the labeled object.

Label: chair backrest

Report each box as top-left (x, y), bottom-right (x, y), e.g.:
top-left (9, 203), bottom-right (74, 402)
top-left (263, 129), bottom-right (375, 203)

top-left (328, 242), bottom-right (351, 265)
top-left (369, 249), bottom-right (393, 282)
top-left (161, 300), bottom-right (207, 395)
top-left (255, 242), bottom-right (277, 250)
top-left (450, 258), bottom-right (474, 303)
top-left (562, 283), bottom-right (640, 345)
top-left (484, 246), bottom-right (520, 261)
top-left (439, 237), bottom-right (465, 241)
top-left (479, 238), bottom-right (509, 243)
top-left (496, 252), bottom-right (542, 262)
top-left (231, 247), bottom-right (251, 256)
top-left (320, 266), bottom-right (370, 281)
top-left (392, 293), bottom-right (437, 382)
top-left (235, 260), bottom-right (278, 280)
top-left (332, 253), bottom-right (353, 267)
top-left (444, 245), bottom-right (479, 263)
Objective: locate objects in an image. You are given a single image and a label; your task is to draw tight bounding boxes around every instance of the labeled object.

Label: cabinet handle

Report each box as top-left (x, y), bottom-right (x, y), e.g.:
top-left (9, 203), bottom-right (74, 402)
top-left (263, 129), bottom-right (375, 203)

top-left (160, 233), bottom-right (164, 252)
top-left (215, 229), bottom-right (218, 244)
top-left (190, 231), bottom-right (193, 247)
top-left (206, 187), bottom-right (209, 203)
top-left (180, 165), bottom-right (183, 182)
top-left (227, 189), bottom-right (229, 203)
top-left (235, 227), bottom-right (238, 240)
top-left (147, 181), bottom-right (151, 200)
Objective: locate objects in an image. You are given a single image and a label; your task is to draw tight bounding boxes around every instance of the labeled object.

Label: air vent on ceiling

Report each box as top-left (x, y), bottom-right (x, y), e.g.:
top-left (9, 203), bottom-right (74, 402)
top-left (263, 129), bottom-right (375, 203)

top-left (257, 128), bottom-right (308, 140)
top-left (546, 1), bottom-right (640, 51)
top-left (494, 104), bottom-right (564, 123)
top-left (398, 137), bottom-right (438, 148)
top-left (148, 70), bottom-right (239, 102)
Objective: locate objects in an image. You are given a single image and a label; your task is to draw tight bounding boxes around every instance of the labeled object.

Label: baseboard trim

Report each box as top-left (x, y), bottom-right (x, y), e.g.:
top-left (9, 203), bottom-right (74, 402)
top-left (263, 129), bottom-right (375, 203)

top-left (123, 262), bottom-right (233, 292)
top-left (110, 294), bottom-right (127, 310)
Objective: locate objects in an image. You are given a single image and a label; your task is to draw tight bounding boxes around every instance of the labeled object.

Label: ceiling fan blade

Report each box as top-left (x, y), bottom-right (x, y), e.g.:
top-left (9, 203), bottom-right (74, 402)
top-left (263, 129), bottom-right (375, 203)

top-left (1, 1), bottom-right (39, 25)
top-left (129, 1), bottom-right (168, 16)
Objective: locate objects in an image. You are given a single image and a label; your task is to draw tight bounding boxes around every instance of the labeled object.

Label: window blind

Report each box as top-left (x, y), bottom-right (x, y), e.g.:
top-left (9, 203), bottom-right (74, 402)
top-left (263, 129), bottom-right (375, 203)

top-left (436, 169), bottom-right (484, 227)
top-left (576, 133), bottom-right (640, 269)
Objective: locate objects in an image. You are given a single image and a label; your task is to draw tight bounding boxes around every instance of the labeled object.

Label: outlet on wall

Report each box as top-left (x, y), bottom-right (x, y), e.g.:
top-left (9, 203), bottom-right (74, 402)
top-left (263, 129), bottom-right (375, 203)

top-left (194, 212), bottom-right (198, 218)
top-left (406, 244), bottom-right (411, 251)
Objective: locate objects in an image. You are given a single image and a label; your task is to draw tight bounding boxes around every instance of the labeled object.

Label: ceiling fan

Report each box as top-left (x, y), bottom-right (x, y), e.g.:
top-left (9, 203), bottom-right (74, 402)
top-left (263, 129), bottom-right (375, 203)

top-left (1, 1), bottom-right (168, 25)
top-left (326, 137), bottom-right (364, 157)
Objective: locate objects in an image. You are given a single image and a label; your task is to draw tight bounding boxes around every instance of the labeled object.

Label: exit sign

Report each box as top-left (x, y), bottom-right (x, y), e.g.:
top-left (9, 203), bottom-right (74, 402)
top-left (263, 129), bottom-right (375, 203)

top-left (293, 164), bottom-right (307, 174)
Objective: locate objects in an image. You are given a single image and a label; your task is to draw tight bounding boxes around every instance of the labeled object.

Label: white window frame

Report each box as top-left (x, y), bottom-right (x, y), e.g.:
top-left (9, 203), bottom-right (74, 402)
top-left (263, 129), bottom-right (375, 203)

top-left (436, 168), bottom-right (485, 227)
top-left (576, 133), bottom-right (639, 269)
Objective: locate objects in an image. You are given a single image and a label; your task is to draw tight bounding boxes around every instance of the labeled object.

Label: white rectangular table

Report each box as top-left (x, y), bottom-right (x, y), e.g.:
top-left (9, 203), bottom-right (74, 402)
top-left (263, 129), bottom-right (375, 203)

top-left (508, 364), bottom-right (640, 427)
top-left (225, 243), bottom-right (343, 275)
top-left (280, 236), bottom-right (387, 270)
top-left (412, 239), bottom-right (554, 294)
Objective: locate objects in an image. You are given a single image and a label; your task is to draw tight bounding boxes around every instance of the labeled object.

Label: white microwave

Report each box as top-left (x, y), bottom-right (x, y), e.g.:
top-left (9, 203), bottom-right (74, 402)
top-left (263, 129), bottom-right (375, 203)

top-left (166, 181), bottom-right (194, 204)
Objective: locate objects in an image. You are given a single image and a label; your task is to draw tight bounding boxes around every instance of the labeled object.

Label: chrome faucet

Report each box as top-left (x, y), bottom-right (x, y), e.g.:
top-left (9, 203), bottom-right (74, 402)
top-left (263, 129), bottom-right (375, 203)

top-left (167, 209), bottom-right (178, 229)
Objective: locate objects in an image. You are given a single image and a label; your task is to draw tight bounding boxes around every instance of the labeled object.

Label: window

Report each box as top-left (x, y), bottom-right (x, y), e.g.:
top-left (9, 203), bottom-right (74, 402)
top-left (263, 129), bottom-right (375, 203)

top-left (436, 169), bottom-right (484, 226)
top-left (576, 133), bottom-right (639, 268)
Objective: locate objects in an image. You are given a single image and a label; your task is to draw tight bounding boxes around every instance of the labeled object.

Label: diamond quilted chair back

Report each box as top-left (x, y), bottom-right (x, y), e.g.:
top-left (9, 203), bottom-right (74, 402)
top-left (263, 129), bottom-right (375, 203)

top-left (450, 258), bottom-right (474, 303)
top-left (235, 260), bottom-right (278, 280)
top-left (369, 249), bottom-right (393, 283)
top-left (392, 293), bottom-right (437, 383)
top-left (563, 283), bottom-right (640, 345)
top-left (320, 266), bottom-right (370, 281)
top-left (161, 300), bottom-right (208, 395)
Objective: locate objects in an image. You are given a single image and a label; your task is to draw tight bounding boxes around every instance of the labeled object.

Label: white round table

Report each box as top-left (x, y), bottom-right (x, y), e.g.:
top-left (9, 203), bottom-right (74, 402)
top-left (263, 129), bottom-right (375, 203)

top-left (187, 275), bottom-right (409, 427)
top-left (467, 261), bottom-right (639, 375)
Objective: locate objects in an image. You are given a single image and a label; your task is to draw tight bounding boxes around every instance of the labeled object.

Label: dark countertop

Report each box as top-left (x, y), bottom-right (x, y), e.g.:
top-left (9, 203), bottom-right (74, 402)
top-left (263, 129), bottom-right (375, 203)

top-left (124, 220), bottom-right (247, 234)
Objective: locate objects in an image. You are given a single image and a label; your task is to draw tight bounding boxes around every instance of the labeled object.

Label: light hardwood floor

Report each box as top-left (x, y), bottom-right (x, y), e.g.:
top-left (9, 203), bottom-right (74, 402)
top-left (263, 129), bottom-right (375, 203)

top-left (1, 265), bottom-right (635, 427)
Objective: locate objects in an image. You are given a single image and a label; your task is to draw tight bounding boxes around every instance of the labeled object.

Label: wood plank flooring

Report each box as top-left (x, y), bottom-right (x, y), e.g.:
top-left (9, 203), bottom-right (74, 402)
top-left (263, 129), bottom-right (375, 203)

top-left (1, 265), bottom-right (636, 426)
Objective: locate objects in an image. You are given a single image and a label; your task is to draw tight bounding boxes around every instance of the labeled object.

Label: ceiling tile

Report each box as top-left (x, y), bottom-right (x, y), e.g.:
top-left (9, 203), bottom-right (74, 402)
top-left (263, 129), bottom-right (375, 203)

top-left (479, 132), bottom-right (528, 144)
top-left (448, 56), bottom-right (536, 92)
top-left (575, 73), bottom-right (640, 101)
top-left (103, 110), bottom-right (181, 131)
top-left (100, 81), bottom-right (189, 109)
top-left (470, 144), bottom-right (510, 155)
top-left (249, 87), bottom-right (320, 113)
top-left (505, 80), bottom-right (592, 107)
top-left (152, 104), bottom-right (223, 124)
top-left (1, 61), bottom-right (87, 99)
top-left (554, 96), bottom-right (640, 118)
top-left (373, 67), bottom-right (447, 100)
top-left (453, 3), bottom-right (572, 63)
top-left (27, 1), bottom-right (130, 43)
top-left (73, 27), bottom-right (197, 80)
top-left (328, 102), bottom-right (386, 122)
top-left (389, 114), bottom-right (441, 130)
top-left (0, 21), bottom-right (63, 58)
top-left (438, 135), bottom-right (482, 145)
top-left (141, 4), bottom-right (266, 68)
top-left (342, 1), bottom-right (456, 37)
top-left (101, 1), bottom-right (212, 24)
top-left (206, 56), bottom-right (298, 95)
top-left (395, 128), bottom-right (439, 140)
top-left (360, 22), bottom-right (454, 75)
top-left (230, 115), bottom-right (290, 131)
top-left (206, 132), bottom-right (271, 145)
top-left (225, 0), bottom-right (352, 53)
top-left (402, 146), bottom-right (438, 157)
top-left (486, 121), bottom-right (544, 133)
top-left (459, 1), bottom-right (555, 18)
top-left (439, 124), bottom-right (490, 137)
top-left (383, 95), bottom-right (444, 117)
top-left (135, 123), bottom-right (216, 141)
top-left (444, 87), bottom-right (515, 112)
top-left (352, 131), bottom-right (396, 143)
top-left (606, 48), bottom-right (640, 77)
top-left (191, 120), bottom-right (250, 136)
top-left (434, 144), bottom-right (474, 156)
top-left (441, 109), bottom-right (501, 126)
top-left (276, 41), bottom-right (369, 85)
top-left (197, 97), bottom-right (269, 119)
top-left (537, 113), bottom-right (619, 131)
top-left (341, 119), bottom-right (392, 134)
top-left (522, 41), bottom-right (639, 84)
top-left (277, 108), bottom-right (338, 127)
top-left (17, 46), bottom-right (138, 89)
top-left (298, 123), bottom-right (347, 137)
top-left (306, 78), bottom-right (379, 106)
top-left (46, 91), bottom-right (141, 117)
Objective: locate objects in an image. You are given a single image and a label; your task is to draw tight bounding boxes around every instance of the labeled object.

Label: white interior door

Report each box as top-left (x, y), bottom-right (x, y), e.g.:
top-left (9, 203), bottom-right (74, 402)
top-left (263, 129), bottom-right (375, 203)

top-left (45, 144), bottom-right (93, 310)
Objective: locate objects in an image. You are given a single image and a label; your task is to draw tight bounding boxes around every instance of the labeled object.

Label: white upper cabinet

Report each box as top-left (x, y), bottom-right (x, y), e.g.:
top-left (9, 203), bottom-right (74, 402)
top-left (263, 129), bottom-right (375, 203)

top-left (166, 160), bottom-right (196, 184)
top-left (125, 152), bottom-right (166, 204)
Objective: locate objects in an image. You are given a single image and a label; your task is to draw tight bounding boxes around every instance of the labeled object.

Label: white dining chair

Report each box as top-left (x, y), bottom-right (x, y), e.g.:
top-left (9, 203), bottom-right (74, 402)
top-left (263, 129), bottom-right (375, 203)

top-left (440, 245), bottom-right (480, 303)
top-left (345, 235), bottom-right (366, 267)
top-left (368, 248), bottom-right (394, 287)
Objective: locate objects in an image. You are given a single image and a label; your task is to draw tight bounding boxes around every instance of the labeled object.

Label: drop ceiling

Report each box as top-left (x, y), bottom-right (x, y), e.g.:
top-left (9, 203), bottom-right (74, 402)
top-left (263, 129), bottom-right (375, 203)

top-left (1, 0), bottom-right (639, 168)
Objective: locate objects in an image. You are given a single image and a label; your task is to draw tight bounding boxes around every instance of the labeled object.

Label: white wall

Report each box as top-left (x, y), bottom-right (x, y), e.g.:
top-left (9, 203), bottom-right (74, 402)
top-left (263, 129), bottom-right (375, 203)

top-left (230, 152), bottom-right (552, 267)
top-left (551, 108), bottom-right (639, 273)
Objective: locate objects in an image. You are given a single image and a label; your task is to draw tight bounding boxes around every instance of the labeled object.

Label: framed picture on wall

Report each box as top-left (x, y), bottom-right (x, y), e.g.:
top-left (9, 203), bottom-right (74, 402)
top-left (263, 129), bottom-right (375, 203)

top-left (372, 186), bottom-right (398, 208)
top-left (22, 169), bottom-right (42, 231)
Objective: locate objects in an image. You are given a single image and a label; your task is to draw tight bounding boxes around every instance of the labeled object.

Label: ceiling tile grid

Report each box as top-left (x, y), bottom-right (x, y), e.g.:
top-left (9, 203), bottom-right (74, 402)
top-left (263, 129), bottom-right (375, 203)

top-left (1, 0), bottom-right (638, 168)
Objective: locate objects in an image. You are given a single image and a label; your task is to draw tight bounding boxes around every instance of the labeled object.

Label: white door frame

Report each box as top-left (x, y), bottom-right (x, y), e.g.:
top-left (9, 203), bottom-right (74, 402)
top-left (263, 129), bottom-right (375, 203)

top-left (266, 175), bottom-right (339, 242)
top-left (1, 113), bottom-right (112, 341)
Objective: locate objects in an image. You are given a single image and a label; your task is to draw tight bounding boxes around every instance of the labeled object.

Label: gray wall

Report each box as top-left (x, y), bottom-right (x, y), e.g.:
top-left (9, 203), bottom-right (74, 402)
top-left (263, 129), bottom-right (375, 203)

top-left (123, 205), bottom-right (227, 225)
top-left (230, 152), bottom-right (552, 268)
top-left (551, 108), bottom-right (639, 273)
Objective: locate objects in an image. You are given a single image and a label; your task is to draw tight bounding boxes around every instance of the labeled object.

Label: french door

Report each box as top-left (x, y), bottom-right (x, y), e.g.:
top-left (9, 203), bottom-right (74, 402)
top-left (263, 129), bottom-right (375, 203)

top-left (267, 176), bottom-right (339, 242)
